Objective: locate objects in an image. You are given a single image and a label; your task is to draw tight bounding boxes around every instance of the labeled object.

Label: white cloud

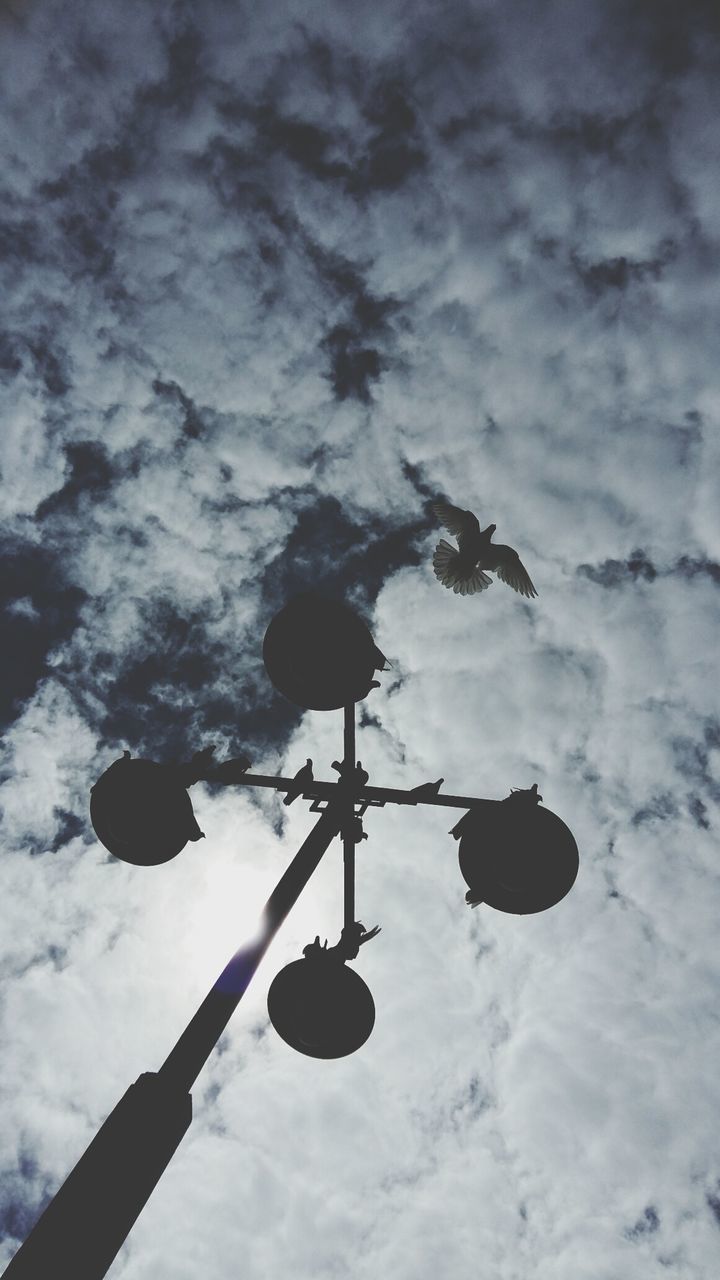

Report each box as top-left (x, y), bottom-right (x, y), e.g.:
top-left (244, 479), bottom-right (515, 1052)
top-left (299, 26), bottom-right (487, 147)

top-left (1, 1), bottom-right (719, 1276)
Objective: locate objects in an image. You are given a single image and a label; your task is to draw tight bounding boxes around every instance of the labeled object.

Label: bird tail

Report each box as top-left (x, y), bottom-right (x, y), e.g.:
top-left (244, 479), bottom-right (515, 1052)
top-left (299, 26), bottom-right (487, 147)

top-left (432, 540), bottom-right (492, 596)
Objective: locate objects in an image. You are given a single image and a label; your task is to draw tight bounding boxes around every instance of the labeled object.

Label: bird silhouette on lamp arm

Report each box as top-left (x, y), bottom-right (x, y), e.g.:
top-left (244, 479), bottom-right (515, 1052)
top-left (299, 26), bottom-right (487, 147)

top-left (283, 758), bottom-right (314, 805)
top-left (331, 759), bottom-right (369, 787)
top-left (410, 778), bottom-right (444, 798)
top-left (432, 501), bottom-right (537, 598)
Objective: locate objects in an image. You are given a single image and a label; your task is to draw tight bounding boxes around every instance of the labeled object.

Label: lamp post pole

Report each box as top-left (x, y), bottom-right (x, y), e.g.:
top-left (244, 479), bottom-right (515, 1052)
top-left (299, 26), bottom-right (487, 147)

top-left (2, 802), bottom-right (346, 1280)
top-left (2, 596), bottom-right (579, 1280)
top-left (3, 702), bottom-right (371, 1279)
top-left (159, 798), bottom-right (345, 1095)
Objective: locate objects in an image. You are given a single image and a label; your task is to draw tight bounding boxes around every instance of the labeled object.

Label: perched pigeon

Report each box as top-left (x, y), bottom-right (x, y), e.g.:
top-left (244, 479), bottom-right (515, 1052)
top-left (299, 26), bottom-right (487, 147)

top-left (372, 645), bottom-right (391, 671)
top-left (507, 782), bottom-right (543, 805)
top-left (449, 811), bottom-right (472, 839)
top-left (432, 502), bottom-right (537, 598)
top-left (205, 754), bottom-right (253, 784)
top-left (284, 758), bottom-right (314, 805)
top-left (410, 778), bottom-right (444, 798)
top-left (350, 817), bottom-right (368, 843)
top-left (331, 760), bottom-right (369, 787)
top-left (176, 745), bottom-right (219, 786)
top-left (303, 922), bottom-right (381, 963)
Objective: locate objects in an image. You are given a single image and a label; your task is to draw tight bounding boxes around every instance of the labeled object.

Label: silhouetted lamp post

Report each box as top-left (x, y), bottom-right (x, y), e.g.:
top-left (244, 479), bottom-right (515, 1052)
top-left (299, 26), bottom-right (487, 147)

top-left (3, 592), bottom-right (578, 1279)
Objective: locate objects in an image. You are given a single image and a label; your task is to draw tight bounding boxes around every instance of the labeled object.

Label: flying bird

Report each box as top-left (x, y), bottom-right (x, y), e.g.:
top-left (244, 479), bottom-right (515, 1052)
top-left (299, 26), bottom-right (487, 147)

top-left (432, 502), bottom-right (537, 598)
top-left (284, 758), bottom-right (313, 805)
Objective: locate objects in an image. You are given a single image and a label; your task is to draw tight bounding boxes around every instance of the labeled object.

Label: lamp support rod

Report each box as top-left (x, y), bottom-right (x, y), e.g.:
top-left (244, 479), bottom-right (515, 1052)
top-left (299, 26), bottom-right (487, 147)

top-left (341, 703), bottom-right (356, 930)
top-left (207, 771), bottom-right (500, 812)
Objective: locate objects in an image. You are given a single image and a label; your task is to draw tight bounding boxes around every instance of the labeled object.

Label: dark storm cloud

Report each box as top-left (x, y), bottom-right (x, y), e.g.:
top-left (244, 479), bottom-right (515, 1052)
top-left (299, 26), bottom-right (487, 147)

top-left (543, 109), bottom-right (639, 159)
top-left (196, 128), bottom-right (406, 400)
top-left (671, 724), bottom-right (720, 806)
top-left (673, 411), bottom-right (703, 466)
top-left (0, 212), bottom-right (41, 270)
top-left (93, 598), bottom-right (234, 748)
top-left (707, 1185), bottom-right (720, 1227)
top-left (77, 593), bottom-right (301, 764)
top-left (578, 553), bottom-right (720, 588)
top-left (443, 94), bottom-right (662, 171)
top-left (137, 20), bottom-right (206, 114)
top-left (239, 104), bottom-right (352, 185)
top-left (24, 460), bottom-right (426, 767)
top-left (259, 492), bottom-right (427, 616)
top-left (45, 194), bottom-right (118, 282)
top-left (0, 541), bottom-right (87, 730)
top-left (27, 21), bottom-right (209, 292)
top-left (631, 793), bottom-right (678, 827)
top-left (40, 135), bottom-right (137, 200)
top-left (675, 556), bottom-right (720, 584)
top-left (3, 942), bottom-right (69, 976)
top-left (448, 1073), bottom-right (492, 1127)
top-left (49, 807), bottom-right (87, 852)
top-left (624, 1204), bottom-right (660, 1239)
top-left (347, 81), bottom-right (427, 196)
top-left (608, 0), bottom-right (720, 76)
top-left (573, 243), bottom-right (677, 298)
top-left (0, 332), bottom-right (23, 378)
top-left (401, 459), bottom-right (440, 505)
top-left (577, 551), bottom-right (657, 587)
top-left (687, 795), bottom-right (710, 830)
top-left (0, 1156), bottom-right (52, 1251)
top-left (217, 58), bottom-right (427, 198)
top-left (152, 378), bottom-right (206, 442)
top-left (320, 326), bottom-right (387, 402)
top-left (191, 51), bottom-right (418, 405)
top-left (35, 441), bottom-right (115, 518)
top-left (309, 244), bottom-right (403, 402)
top-left (0, 328), bottom-right (71, 397)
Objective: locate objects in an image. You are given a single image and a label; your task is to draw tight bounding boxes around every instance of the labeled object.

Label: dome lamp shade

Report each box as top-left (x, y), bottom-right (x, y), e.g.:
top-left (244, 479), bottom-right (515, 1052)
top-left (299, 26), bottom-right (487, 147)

top-left (263, 593), bottom-right (385, 711)
top-left (458, 799), bottom-right (579, 914)
top-left (267, 955), bottom-right (376, 1058)
top-left (90, 754), bottom-right (205, 866)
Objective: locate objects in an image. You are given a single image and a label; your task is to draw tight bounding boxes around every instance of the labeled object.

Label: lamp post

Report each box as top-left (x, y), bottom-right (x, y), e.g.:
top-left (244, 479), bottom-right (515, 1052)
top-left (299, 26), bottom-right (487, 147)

top-left (2, 593), bottom-right (578, 1279)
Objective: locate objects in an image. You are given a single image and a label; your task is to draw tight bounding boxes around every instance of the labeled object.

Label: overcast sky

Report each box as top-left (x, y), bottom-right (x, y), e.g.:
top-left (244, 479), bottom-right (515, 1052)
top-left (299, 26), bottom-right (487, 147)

top-left (1, 1), bottom-right (720, 1276)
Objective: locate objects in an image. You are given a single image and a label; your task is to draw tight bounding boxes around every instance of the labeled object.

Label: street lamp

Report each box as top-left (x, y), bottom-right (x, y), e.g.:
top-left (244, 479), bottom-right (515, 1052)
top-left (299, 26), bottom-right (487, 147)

top-left (2, 592), bottom-right (578, 1279)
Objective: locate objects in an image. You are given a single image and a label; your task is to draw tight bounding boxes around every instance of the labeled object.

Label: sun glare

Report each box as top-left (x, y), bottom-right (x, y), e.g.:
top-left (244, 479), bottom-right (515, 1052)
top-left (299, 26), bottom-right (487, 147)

top-left (182, 854), bottom-right (268, 978)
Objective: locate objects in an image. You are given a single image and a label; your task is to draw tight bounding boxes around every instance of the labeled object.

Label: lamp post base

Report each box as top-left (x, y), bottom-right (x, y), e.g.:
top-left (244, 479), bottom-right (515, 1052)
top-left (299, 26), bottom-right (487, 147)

top-left (2, 1073), bottom-right (192, 1280)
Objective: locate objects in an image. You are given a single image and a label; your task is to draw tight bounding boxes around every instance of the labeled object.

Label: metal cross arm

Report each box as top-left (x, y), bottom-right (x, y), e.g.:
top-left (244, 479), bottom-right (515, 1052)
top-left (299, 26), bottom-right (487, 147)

top-left (220, 770), bottom-right (501, 813)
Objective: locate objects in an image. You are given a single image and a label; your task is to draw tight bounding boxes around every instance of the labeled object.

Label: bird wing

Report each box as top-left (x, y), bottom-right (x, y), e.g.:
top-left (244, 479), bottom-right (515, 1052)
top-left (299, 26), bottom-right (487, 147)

top-left (433, 540), bottom-right (493, 593)
top-left (432, 502), bottom-right (480, 552)
top-left (492, 545), bottom-right (538, 598)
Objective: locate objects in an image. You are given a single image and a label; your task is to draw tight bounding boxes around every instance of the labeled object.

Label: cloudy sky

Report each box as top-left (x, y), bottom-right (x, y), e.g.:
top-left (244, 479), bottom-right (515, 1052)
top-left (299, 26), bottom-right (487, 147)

top-left (1, 0), bottom-right (719, 1275)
